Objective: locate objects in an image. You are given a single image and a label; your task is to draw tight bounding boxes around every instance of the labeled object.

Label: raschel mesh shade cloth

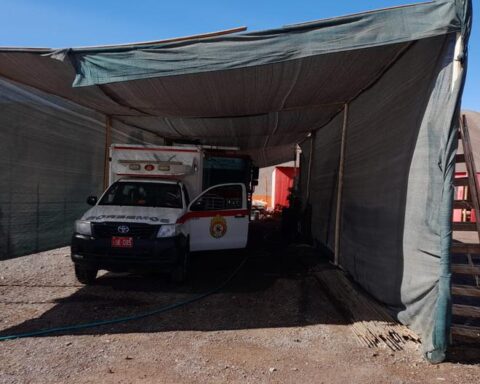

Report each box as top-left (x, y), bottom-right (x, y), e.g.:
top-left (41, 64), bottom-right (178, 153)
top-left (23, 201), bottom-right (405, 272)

top-left (0, 79), bottom-right (164, 259)
top-left (0, 0), bottom-right (472, 362)
top-left (301, 32), bottom-right (465, 361)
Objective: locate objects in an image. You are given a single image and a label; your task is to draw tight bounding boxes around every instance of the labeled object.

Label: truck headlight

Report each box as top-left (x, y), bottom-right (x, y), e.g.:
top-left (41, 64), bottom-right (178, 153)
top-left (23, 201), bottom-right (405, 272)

top-left (157, 224), bottom-right (178, 238)
top-left (75, 220), bottom-right (92, 236)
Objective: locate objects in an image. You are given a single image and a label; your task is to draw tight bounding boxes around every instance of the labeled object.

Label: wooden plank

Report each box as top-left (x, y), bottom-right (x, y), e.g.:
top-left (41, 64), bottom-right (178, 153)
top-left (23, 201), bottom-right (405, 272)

top-left (467, 254), bottom-right (480, 287)
top-left (451, 325), bottom-right (480, 338)
top-left (452, 264), bottom-right (480, 275)
top-left (452, 222), bottom-right (478, 231)
top-left (453, 304), bottom-right (480, 318)
top-left (453, 200), bottom-right (473, 209)
top-left (453, 177), bottom-right (470, 187)
top-left (452, 284), bottom-right (480, 297)
top-left (455, 153), bottom-right (466, 163)
top-left (452, 231), bottom-right (480, 243)
top-left (451, 242), bottom-right (480, 254)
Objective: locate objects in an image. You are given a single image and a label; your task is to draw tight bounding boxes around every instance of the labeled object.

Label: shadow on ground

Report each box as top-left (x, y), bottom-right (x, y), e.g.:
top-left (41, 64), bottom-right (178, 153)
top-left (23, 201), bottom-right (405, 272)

top-left (0, 220), bottom-right (347, 338)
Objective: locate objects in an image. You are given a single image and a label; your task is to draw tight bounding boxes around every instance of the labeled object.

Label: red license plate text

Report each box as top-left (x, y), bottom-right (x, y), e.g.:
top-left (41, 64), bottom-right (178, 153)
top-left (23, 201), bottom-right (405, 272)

top-left (111, 237), bottom-right (133, 248)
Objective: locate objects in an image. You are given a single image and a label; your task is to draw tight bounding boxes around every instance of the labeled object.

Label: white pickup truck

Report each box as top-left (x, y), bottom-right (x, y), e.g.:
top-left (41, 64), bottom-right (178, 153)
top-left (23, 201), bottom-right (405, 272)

top-left (71, 145), bottom-right (254, 284)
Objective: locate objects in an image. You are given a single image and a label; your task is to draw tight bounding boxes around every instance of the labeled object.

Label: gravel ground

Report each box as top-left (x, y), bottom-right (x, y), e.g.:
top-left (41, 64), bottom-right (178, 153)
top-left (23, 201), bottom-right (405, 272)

top-left (0, 225), bottom-right (479, 383)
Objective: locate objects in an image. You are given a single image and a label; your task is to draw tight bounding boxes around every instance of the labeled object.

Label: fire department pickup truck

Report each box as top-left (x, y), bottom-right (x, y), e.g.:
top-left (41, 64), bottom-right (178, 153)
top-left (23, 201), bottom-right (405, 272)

top-left (71, 145), bottom-right (256, 284)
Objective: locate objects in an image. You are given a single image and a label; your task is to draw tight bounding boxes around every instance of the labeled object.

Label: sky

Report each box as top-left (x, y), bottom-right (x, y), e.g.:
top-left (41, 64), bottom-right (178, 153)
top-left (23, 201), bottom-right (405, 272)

top-left (1, 0), bottom-right (478, 111)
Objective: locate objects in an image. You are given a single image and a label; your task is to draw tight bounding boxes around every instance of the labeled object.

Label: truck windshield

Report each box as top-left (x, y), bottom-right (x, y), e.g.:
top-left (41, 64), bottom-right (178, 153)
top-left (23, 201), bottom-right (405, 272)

top-left (99, 182), bottom-right (183, 208)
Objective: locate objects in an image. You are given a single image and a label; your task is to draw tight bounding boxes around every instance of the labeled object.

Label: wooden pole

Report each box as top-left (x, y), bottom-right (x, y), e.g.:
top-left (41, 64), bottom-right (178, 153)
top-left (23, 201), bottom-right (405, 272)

top-left (103, 115), bottom-right (112, 189)
top-left (293, 144), bottom-right (299, 190)
top-left (334, 103), bottom-right (349, 266)
top-left (305, 132), bottom-right (315, 204)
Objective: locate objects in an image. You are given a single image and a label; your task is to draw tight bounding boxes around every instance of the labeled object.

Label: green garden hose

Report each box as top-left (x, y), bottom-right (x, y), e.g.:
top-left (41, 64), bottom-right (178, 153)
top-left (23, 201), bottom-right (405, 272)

top-left (0, 257), bottom-right (247, 341)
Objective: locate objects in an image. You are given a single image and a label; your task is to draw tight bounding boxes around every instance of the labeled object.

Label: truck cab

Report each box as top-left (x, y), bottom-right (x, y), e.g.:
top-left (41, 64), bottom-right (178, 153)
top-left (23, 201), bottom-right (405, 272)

top-left (71, 145), bottom-right (251, 284)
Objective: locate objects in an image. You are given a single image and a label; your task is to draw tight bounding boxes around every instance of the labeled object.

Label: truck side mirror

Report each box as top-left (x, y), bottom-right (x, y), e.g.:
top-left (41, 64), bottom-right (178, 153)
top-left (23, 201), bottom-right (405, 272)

top-left (86, 196), bottom-right (98, 206)
top-left (252, 180), bottom-right (259, 186)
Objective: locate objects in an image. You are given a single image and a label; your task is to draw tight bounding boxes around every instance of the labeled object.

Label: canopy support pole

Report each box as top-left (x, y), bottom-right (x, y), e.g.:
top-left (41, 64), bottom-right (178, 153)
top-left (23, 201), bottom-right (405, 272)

top-left (103, 115), bottom-right (112, 189)
top-left (293, 144), bottom-right (298, 190)
top-left (305, 132), bottom-right (316, 204)
top-left (334, 103), bottom-right (349, 266)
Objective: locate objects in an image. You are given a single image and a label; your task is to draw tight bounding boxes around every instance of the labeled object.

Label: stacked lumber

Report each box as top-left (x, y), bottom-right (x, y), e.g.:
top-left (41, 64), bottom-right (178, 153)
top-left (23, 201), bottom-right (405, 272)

top-left (314, 267), bottom-right (420, 350)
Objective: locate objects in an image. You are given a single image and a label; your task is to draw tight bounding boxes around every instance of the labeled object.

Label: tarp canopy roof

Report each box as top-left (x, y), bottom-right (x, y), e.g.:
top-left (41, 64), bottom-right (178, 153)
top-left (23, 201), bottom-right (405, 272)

top-left (0, 0), bottom-right (470, 166)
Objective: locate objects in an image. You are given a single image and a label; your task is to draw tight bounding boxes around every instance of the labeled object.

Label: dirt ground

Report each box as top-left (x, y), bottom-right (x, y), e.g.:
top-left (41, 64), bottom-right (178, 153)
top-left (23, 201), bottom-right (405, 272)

top-left (1, 223), bottom-right (479, 383)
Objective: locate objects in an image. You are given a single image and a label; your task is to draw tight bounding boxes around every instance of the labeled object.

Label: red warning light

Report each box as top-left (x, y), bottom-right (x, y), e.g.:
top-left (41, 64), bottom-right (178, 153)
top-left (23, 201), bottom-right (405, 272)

top-left (144, 164), bottom-right (155, 171)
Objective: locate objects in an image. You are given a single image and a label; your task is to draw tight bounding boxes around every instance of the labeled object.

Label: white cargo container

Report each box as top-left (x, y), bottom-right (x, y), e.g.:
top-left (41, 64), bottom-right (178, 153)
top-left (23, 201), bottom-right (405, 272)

top-left (71, 144), bottom-right (251, 285)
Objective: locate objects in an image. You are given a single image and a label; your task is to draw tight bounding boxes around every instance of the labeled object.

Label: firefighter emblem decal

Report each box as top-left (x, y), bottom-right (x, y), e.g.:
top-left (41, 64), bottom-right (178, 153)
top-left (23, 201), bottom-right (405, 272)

top-left (210, 215), bottom-right (227, 238)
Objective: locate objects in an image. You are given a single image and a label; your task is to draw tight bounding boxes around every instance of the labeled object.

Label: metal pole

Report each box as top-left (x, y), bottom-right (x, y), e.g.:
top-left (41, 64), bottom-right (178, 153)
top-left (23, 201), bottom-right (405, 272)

top-left (334, 103), bottom-right (349, 266)
top-left (103, 115), bottom-right (112, 189)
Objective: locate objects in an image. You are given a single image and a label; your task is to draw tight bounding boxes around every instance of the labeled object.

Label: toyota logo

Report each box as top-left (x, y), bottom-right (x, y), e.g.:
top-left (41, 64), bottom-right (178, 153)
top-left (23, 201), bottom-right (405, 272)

top-left (117, 225), bottom-right (130, 234)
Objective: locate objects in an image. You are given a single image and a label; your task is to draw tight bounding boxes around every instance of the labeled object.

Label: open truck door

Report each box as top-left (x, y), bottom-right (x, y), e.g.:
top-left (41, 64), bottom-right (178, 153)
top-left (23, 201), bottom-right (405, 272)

top-left (180, 183), bottom-right (249, 252)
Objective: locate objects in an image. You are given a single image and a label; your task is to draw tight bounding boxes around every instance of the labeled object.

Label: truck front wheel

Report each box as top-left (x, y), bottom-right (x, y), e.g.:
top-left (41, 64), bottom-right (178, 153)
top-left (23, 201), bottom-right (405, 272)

top-left (74, 264), bottom-right (98, 285)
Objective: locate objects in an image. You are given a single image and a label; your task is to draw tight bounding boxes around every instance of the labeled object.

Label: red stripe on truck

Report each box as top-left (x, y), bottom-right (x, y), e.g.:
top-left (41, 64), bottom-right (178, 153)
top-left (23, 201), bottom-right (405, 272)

top-left (113, 146), bottom-right (199, 153)
top-left (176, 209), bottom-right (249, 224)
top-left (116, 174), bottom-right (182, 179)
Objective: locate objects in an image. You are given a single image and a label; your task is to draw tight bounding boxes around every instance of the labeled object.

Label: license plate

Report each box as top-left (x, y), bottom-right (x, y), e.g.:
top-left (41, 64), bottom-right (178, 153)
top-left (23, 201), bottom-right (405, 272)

top-left (111, 236), bottom-right (133, 248)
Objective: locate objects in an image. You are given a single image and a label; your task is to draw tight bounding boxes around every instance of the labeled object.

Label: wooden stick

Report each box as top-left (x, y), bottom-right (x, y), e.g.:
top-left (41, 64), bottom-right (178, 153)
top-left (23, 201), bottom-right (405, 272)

top-left (334, 103), bottom-right (348, 266)
top-left (305, 133), bottom-right (316, 204)
top-left (313, 267), bottom-right (421, 352)
top-left (103, 115), bottom-right (112, 189)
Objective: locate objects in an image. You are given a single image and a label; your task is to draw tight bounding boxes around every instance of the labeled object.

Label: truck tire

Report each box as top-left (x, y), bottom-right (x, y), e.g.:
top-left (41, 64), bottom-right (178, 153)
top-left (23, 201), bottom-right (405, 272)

top-left (74, 264), bottom-right (98, 285)
top-left (171, 241), bottom-right (190, 284)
